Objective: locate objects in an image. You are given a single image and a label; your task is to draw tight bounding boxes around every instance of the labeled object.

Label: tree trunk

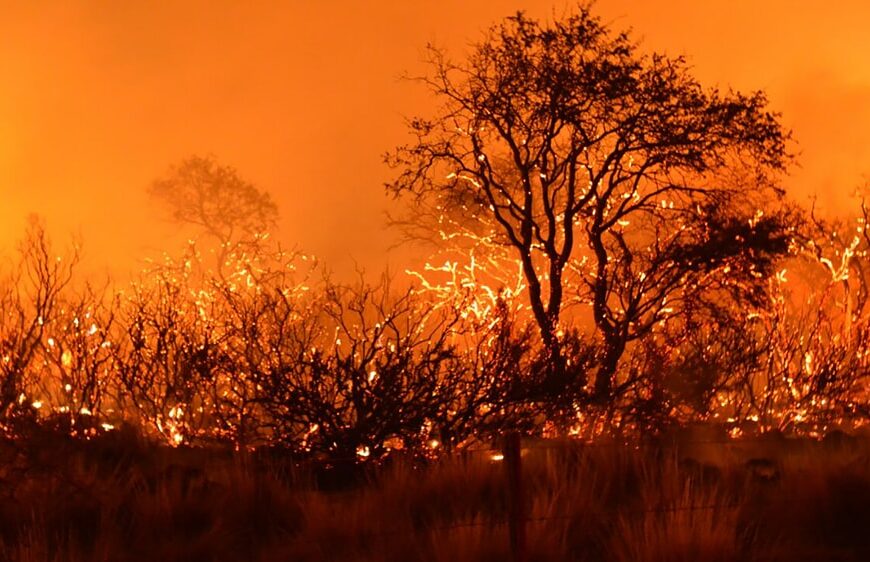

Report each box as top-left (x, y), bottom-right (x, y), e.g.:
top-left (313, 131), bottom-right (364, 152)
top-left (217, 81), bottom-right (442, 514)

top-left (593, 334), bottom-right (625, 404)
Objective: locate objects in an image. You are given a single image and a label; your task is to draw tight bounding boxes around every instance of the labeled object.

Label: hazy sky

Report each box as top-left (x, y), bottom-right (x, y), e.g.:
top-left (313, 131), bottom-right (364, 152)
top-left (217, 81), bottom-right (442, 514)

top-left (2, 1), bottom-right (869, 276)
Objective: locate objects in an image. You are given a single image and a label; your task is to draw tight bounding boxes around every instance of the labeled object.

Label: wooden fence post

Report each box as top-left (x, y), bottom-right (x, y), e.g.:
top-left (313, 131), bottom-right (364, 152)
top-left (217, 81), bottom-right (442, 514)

top-left (504, 431), bottom-right (527, 562)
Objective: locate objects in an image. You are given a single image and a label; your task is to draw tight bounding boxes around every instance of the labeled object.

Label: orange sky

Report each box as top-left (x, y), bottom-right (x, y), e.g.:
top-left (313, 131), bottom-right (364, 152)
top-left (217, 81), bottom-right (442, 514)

top-left (2, 1), bottom-right (869, 277)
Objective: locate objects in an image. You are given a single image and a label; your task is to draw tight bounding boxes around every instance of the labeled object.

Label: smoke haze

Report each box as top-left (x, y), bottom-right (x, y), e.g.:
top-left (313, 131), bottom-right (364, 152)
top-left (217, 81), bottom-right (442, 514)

top-left (1, 1), bottom-right (868, 276)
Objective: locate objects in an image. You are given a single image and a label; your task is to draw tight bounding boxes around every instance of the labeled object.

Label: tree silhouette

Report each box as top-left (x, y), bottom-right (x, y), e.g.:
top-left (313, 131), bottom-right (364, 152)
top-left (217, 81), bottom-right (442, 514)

top-left (150, 155), bottom-right (278, 248)
top-left (0, 218), bottom-right (78, 428)
top-left (387, 6), bottom-right (796, 405)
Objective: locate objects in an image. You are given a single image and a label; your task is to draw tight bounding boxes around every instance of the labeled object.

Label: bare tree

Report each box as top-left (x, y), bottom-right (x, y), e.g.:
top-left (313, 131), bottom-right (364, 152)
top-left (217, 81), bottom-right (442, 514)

top-left (387, 6), bottom-right (794, 405)
top-left (112, 246), bottom-right (226, 446)
top-left (0, 219), bottom-right (79, 433)
top-left (737, 191), bottom-right (870, 432)
top-left (33, 281), bottom-right (118, 434)
top-left (206, 242), bottom-right (319, 447)
top-left (255, 276), bottom-right (461, 461)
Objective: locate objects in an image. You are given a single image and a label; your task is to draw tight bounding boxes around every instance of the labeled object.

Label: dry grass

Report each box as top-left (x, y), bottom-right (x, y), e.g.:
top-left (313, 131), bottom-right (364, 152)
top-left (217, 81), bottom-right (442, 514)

top-left (0, 431), bottom-right (868, 561)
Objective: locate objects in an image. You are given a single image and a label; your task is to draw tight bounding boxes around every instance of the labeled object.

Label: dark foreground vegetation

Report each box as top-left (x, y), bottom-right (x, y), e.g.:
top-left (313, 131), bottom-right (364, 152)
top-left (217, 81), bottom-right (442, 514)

top-left (1, 429), bottom-right (869, 561)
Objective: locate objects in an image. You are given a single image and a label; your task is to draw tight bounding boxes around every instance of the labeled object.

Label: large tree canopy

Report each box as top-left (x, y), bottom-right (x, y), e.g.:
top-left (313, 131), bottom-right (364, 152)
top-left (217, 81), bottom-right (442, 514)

top-left (387, 7), bottom-right (796, 403)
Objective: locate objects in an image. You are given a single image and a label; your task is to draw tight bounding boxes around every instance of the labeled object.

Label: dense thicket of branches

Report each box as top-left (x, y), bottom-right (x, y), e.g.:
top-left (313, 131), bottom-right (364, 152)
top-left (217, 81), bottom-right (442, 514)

top-left (0, 229), bottom-right (535, 458)
top-left (0, 212), bottom-right (868, 456)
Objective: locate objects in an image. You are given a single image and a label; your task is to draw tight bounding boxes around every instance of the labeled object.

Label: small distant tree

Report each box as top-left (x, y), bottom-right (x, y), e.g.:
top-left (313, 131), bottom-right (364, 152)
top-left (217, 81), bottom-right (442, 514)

top-left (149, 155), bottom-right (279, 268)
top-left (388, 6), bottom-right (795, 407)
